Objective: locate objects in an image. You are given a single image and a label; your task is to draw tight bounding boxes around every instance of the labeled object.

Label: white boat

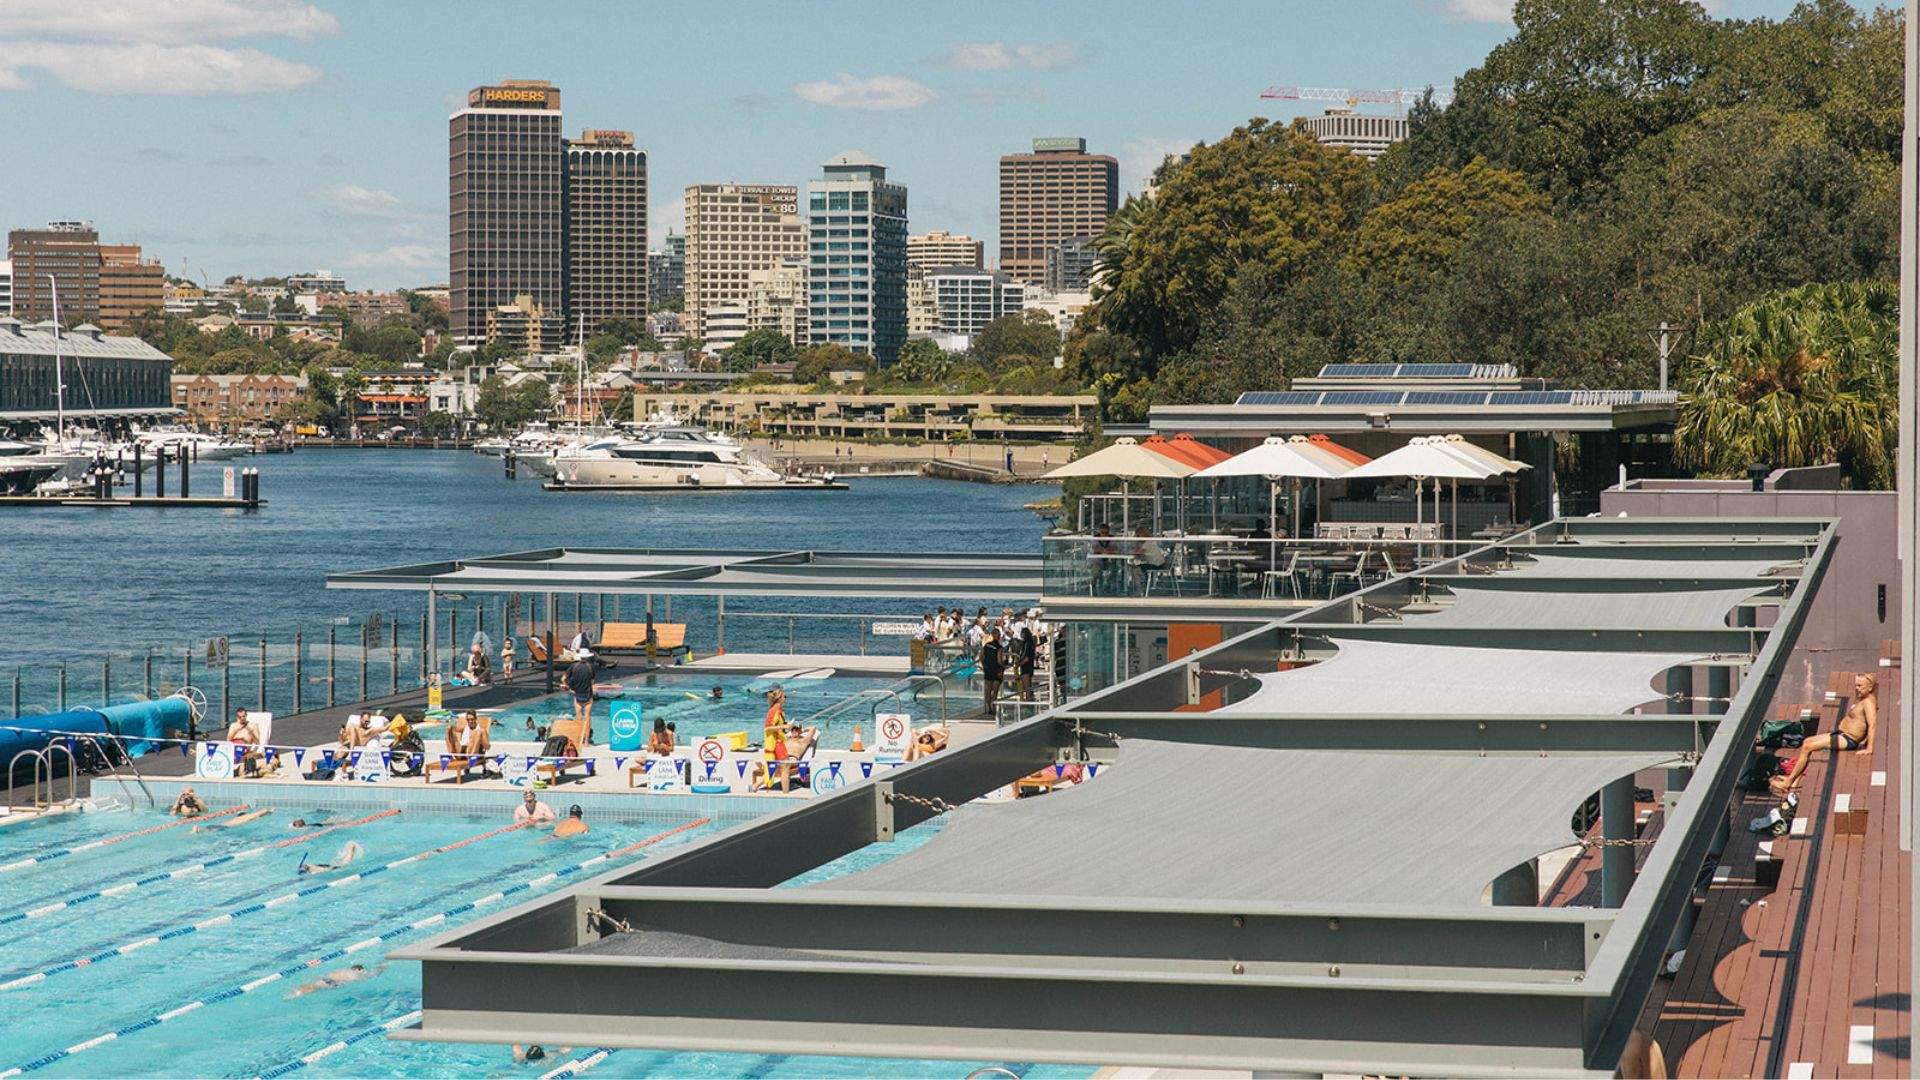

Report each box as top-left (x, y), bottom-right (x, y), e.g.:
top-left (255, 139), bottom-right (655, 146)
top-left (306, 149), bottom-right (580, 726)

top-left (551, 426), bottom-right (836, 490)
top-left (133, 427), bottom-right (250, 462)
top-left (0, 442), bottom-right (65, 494)
top-left (0, 437), bottom-right (96, 483)
top-left (473, 437), bottom-right (512, 456)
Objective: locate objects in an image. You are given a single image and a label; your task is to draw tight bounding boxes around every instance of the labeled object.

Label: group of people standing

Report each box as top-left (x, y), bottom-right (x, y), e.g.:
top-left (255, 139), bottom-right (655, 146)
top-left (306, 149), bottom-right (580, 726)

top-left (916, 606), bottom-right (1051, 713)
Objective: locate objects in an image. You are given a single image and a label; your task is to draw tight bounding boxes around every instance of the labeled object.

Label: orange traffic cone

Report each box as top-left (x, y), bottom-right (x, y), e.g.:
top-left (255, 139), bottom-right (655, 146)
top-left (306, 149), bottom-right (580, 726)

top-left (850, 725), bottom-right (865, 752)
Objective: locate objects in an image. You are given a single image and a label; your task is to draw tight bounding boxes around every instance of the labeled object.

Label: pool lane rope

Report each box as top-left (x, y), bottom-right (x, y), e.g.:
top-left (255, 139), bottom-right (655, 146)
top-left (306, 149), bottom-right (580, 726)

top-left (0, 818), bottom-right (710, 1077)
top-left (0, 811), bottom-right (542, 993)
top-left (0, 805), bottom-right (251, 873)
top-left (540, 1048), bottom-right (616, 1079)
top-left (0, 808), bottom-right (401, 929)
top-left (253, 1009), bottom-right (424, 1079)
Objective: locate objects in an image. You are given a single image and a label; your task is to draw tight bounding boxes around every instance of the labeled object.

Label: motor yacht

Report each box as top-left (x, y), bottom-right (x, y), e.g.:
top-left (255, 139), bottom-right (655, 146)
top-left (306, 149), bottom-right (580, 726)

top-left (550, 426), bottom-right (837, 490)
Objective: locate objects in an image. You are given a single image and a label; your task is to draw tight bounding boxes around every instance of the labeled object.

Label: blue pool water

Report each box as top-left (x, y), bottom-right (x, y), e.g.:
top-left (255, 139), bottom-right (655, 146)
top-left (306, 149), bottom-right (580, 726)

top-left (0, 804), bottom-right (1092, 1079)
top-left (496, 669), bottom-right (947, 749)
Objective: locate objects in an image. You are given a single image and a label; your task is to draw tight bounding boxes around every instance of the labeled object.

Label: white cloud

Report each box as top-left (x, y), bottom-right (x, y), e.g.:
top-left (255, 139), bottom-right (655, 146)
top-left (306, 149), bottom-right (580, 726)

top-left (1122, 137), bottom-right (1199, 194)
top-left (792, 73), bottom-right (935, 112)
top-left (0, 42), bottom-right (320, 94)
top-left (342, 244), bottom-right (439, 271)
top-left (321, 183), bottom-right (404, 218)
top-left (962, 86), bottom-right (1046, 107)
top-left (943, 42), bottom-right (1077, 71)
top-left (1444, 0), bottom-right (1512, 21)
top-left (0, 0), bottom-right (339, 44)
top-left (652, 194), bottom-right (686, 240)
top-left (0, 0), bottom-right (334, 95)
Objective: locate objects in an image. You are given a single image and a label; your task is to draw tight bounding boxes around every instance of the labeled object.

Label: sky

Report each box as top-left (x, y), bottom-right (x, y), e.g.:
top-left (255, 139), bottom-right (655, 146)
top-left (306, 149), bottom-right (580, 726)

top-left (0, 0), bottom-right (1826, 290)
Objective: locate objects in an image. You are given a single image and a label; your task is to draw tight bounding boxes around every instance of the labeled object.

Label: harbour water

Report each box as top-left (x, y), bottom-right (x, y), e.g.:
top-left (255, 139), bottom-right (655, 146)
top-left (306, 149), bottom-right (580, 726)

top-left (0, 450), bottom-right (1052, 712)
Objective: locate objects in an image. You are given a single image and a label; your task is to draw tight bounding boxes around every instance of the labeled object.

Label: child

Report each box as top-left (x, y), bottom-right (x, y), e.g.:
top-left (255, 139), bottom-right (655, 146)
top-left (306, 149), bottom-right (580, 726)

top-left (501, 636), bottom-right (517, 682)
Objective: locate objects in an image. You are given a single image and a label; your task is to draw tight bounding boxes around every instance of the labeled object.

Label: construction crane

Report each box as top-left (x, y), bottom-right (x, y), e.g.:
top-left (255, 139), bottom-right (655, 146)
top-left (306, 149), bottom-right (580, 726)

top-left (1259, 85), bottom-right (1454, 110)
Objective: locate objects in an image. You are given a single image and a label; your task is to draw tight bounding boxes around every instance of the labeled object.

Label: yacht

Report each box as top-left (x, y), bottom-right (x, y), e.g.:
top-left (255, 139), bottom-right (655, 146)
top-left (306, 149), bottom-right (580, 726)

top-left (132, 427), bottom-right (250, 462)
top-left (0, 440), bottom-right (71, 494)
top-left (550, 427), bottom-right (836, 490)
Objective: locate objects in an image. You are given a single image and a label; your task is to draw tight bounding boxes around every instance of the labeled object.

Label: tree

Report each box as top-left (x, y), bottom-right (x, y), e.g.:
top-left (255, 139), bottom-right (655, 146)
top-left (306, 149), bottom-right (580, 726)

top-left (971, 311), bottom-right (1061, 371)
top-left (890, 338), bottom-right (960, 385)
top-left (473, 376), bottom-right (551, 431)
top-left (1674, 281), bottom-right (1896, 488)
top-left (418, 410), bottom-right (456, 437)
top-left (794, 343), bottom-right (864, 384)
top-left (724, 328), bottom-right (798, 373)
top-left (1341, 158), bottom-right (1547, 288)
top-left (344, 323), bottom-right (423, 364)
top-left (596, 317), bottom-right (651, 345)
top-left (1093, 118), bottom-right (1373, 357)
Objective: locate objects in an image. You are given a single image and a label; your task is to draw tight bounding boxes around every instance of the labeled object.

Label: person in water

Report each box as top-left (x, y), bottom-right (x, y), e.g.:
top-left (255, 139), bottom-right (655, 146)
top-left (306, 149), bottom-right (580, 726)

top-left (297, 840), bottom-right (364, 874)
top-left (170, 787), bottom-right (206, 817)
top-left (549, 805), bottom-right (589, 839)
top-left (1772, 673), bottom-right (1878, 793)
top-left (287, 962), bottom-right (385, 998)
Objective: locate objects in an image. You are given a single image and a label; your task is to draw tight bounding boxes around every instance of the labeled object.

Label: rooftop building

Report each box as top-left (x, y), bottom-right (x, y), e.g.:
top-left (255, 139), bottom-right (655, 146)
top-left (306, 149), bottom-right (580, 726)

top-left (807, 151), bottom-right (908, 365)
top-left (999, 137), bottom-right (1118, 285)
top-left (683, 184), bottom-right (804, 340)
top-left (924, 266), bottom-right (1025, 338)
top-left (565, 128), bottom-right (648, 333)
top-left (1301, 108), bottom-right (1408, 161)
top-left (906, 230), bottom-right (983, 275)
top-left (0, 317), bottom-right (175, 421)
top-left (449, 79), bottom-right (565, 346)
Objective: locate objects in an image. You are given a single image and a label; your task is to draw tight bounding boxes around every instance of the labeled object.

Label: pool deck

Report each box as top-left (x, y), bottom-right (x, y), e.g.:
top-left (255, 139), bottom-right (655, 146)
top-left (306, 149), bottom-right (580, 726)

top-left (684, 652), bottom-right (912, 677)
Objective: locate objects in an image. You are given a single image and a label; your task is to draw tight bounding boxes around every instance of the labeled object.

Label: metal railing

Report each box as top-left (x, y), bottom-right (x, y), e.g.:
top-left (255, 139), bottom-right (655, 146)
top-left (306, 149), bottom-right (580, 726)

top-left (1042, 533), bottom-right (1501, 600)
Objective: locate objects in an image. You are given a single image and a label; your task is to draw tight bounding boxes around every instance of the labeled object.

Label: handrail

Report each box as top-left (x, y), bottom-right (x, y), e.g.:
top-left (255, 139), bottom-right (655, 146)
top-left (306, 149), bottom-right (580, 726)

top-left (5, 750), bottom-right (44, 813)
top-left (78, 732), bottom-right (157, 809)
top-left (41, 742), bottom-right (78, 809)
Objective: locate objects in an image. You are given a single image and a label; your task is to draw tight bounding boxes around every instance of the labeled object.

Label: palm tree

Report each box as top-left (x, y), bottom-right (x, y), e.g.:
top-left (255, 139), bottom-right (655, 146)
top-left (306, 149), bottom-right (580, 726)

top-left (1674, 281), bottom-right (1897, 489)
top-left (1089, 195), bottom-right (1145, 301)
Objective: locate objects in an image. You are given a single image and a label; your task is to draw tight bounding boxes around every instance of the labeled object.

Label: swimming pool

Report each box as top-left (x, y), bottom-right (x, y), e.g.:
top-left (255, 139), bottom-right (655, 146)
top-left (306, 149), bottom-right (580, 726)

top-left (491, 669), bottom-right (950, 751)
top-left (0, 801), bottom-right (1091, 1079)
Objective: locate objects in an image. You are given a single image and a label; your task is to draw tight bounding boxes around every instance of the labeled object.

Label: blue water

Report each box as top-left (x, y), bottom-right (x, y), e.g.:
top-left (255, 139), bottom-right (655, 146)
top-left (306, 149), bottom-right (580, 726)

top-left (0, 451), bottom-right (1049, 713)
top-left (0, 805), bottom-right (1093, 1078)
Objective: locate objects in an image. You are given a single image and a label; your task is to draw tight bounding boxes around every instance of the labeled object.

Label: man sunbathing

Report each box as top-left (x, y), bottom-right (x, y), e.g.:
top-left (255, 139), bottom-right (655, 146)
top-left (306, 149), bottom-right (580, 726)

top-left (445, 711), bottom-right (492, 761)
top-left (227, 709), bottom-right (267, 776)
top-left (1772, 673), bottom-right (1877, 793)
top-left (338, 714), bottom-right (381, 749)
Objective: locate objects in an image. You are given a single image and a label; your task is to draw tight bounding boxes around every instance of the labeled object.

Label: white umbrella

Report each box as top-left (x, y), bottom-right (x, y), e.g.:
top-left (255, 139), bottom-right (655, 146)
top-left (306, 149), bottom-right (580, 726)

top-left (1345, 436), bottom-right (1501, 541)
top-left (1195, 436), bottom-right (1353, 536)
top-left (1045, 437), bottom-right (1196, 530)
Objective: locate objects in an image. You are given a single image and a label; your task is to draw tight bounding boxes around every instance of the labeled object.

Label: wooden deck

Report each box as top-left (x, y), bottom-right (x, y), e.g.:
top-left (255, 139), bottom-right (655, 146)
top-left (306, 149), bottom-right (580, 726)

top-left (1638, 647), bottom-right (1910, 1077)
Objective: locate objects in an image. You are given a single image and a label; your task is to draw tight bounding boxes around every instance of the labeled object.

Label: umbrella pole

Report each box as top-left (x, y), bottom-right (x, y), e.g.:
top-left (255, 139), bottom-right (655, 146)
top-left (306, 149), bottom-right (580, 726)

top-left (1122, 479), bottom-right (1130, 531)
top-left (1268, 480), bottom-right (1277, 538)
top-left (1210, 479), bottom-right (1218, 534)
top-left (1451, 477), bottom-right (1459, 543)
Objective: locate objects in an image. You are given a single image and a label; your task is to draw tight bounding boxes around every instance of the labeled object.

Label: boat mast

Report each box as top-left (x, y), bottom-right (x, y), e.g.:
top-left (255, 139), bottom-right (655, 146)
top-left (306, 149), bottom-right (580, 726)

top-left (576, 313), bottom-right (586, 428)
top-left (45, 274), bottom-right (63, 443)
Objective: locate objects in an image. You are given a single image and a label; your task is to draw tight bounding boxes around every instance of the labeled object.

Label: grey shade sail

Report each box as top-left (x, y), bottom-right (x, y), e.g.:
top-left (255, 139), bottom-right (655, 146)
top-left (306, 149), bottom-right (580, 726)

top-left (1507, 552), bottom-right (1791, 579)
top-left (821, 739), bottom-right (1668, 906)
top-left (1412, 583), bottom-right (1765, 630)
top-left (1216, 636), bottom-right (1699, 716)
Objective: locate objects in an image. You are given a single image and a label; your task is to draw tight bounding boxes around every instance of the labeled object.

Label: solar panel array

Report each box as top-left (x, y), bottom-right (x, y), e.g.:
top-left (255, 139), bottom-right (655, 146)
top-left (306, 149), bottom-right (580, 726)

top-left (1232, 389), bottom-right (1678, 408)
top-left (1316, 362), bottom-right (1516, 379)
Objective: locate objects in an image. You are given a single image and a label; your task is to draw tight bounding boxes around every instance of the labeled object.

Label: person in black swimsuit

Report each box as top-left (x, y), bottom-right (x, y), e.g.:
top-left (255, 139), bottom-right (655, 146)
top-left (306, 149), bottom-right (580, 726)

top-left (1773, 673), bottom-right (1877, 793)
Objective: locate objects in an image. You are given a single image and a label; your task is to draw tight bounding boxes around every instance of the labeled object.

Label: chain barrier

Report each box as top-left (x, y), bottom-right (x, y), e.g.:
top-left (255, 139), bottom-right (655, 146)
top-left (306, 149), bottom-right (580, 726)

top-left (884, 791), bottom-right (960, 814)
top-left (586, 908), bottom-right (635, 935)
top-left (1356, 600), bottom-right (1401, 620)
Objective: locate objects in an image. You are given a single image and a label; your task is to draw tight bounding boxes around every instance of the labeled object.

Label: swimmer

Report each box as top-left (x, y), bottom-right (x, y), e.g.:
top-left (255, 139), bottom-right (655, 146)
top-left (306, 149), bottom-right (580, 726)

top-left (286, 962), bottom-right (386, 998)
top-left (710, 685), bottom-right (724, 701)
top-left (547, 805), bottom-right (589, 840)
top-left (194, 807), bottom-right (272, 833)
top-left (297, 840), bottom-right (364, 874)
top-left (170, 787), bottom-right (207, 817)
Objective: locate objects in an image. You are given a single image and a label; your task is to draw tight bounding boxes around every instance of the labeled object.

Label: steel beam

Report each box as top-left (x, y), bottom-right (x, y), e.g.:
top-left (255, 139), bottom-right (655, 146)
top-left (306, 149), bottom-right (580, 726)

top-left (1055, 712), bottom-right (1717, 755)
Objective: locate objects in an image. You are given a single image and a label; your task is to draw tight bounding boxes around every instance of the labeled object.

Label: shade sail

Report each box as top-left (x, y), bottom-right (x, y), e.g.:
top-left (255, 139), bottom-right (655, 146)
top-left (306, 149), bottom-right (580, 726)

top-left (1043, 437), bottom-right (1197, 480)
top-left (1509, 552), bottom-right (1795, 579)
top-left (1194, 436), bottom-right (1353, 480)
top-left (822, 739), bottom-right (1669, 906)
top-left (1412, 583), bottom-right (1767, 630)
top-left (1344, 436), bottom-right (1501, 481)
top-left (1215, 635), bottom-right (1699, 716)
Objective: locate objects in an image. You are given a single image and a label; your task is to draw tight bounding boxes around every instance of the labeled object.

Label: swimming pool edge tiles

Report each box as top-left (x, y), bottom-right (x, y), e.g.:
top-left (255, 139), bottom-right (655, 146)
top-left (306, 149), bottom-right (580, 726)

top-left (93, 777), bottom-right (787, 826)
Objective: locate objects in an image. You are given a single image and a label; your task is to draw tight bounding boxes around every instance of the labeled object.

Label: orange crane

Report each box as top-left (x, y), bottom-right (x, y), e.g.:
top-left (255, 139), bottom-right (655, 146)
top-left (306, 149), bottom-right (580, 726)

top-left (1259, 85), bottom-right (1454, 110)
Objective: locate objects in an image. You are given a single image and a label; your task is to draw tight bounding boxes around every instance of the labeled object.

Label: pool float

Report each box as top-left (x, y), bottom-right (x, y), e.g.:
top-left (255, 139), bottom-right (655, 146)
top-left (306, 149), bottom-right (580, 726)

top-left (690, 782), bottom-right (731, 794)
top-left (594, 683), bottom-right (625, 698)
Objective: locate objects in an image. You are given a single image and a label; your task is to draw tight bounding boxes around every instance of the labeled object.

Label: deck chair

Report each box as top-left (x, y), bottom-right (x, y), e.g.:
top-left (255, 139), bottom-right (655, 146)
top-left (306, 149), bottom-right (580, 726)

top-left (534, 716), bottom-right (590, 786)
top-left (424, 715), bottom-right (493, 784)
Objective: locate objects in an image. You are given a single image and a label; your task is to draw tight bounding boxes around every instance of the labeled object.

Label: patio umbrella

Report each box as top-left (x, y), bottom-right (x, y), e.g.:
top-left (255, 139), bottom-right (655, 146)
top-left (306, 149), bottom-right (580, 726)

top-left (1045, 437), bottom-right (1196, 530)
top-left (1195, 436), bottom-right (1353, 537)
top-left (1344, 436), bottom-right (1500, 542)
top-left (1428, 435), bottom-right (1526, 539)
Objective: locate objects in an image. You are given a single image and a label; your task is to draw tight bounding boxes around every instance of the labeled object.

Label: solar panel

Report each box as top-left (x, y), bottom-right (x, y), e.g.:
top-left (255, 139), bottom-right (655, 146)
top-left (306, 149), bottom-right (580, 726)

top-left (1320, 390), bottom-right (1405, 406)
top-left (1234, 391), bottom-right (1323, 406)
top-left (1394, 363), bottom-right (1475, 378)
top-left (1403, 391), bottom-right (1490, 406)
top-left (1318, 363), bottom-right (1396, 378)
top-left (1488, 391), bottom-right (1575, 406)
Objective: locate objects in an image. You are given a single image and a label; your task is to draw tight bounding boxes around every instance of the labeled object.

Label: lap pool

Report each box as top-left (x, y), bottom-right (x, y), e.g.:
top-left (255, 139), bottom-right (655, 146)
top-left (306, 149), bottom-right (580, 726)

top-left (0, 801), bottom-right (1085, 1078)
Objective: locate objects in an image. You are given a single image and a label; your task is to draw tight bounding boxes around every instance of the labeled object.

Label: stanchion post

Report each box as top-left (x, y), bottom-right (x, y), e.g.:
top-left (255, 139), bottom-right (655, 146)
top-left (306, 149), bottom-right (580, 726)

top-left (359, 622), bottom-right (369, 703)
top-left (389, 617), bottom-right (398, 696)
top-left (155, 447), bottom-right (165, 498)
top-left (293, 631), bottom-right (303, 715)
top-left (258, 638), bottom-right (267, 712)
top-left (10, 672), bottom-right (18, 718)
top-left (101, 659), bottom-right (110, 705)
top-left (58, 662), bottom-right (66, 711)
top-left (221, 659), bottom-right (230, 728)
top-left (179, 447), bottom-right (189, 498)
top-left (328, 624), bottom-right (337, 708)
top-left (144, 649), bottom-right (152, 699)
top-left (419, 611), bottom-right (428, 683)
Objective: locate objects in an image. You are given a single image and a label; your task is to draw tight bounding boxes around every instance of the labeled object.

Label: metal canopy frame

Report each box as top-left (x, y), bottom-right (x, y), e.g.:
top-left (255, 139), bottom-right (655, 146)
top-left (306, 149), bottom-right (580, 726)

top-left (392, 517), bottom-right (1836, 1077)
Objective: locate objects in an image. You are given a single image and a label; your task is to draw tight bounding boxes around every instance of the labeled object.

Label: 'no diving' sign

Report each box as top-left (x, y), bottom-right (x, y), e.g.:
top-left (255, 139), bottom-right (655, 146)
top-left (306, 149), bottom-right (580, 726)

top-left (698, 738), bottom-right (728, 764)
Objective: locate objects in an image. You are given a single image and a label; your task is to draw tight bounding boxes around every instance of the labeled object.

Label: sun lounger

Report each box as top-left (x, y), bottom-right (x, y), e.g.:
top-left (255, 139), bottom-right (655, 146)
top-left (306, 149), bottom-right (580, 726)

top-left (424, 716), bottom-right (493, 784)
top-left (596, 622), bottom-right (689, 655)
top-left (534, 717), bottom-right (590, 786)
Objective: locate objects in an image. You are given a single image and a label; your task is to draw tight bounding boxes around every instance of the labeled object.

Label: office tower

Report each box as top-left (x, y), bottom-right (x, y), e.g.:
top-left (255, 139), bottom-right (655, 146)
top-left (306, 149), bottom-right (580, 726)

top-left (907, 230), bottom-right (983, 275)
top-left (1301, 108), bottom-right (1408, 161)
top-left (906, 267), bottom-right (938, 339)
top-left (449, 79), bottom-right (565, 346)
top-left (648, 232), bottom-right (684, 308)
top-left (745, 255), bottom-right (808, 347)
top-left (683, 184), bottom-right (804, 340)
top-left (8, 221), bottom-right (102, 325)
top-left (98, 244), bottom-right (166, 331)
top-left (564, 129), bottom-right (647, 333)
top-left (1044, 236), bottom-right (1096, 292)
top-left (998, 137), bottom-right (1118, 285)
top-left (806, 151), bottom-right (907, 365)
top-left (0, 259), bottom-right (11, 316)
top-left (926, 266), bottom-right (1025, 338)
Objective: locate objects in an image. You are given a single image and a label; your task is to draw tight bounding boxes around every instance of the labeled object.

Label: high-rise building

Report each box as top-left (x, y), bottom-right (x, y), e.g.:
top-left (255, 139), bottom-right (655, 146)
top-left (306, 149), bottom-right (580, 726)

top-left (8, 221), bottom-right (102, 325)
top-left (98, 244), bottom-right (166, 331)
top-left (703, 303), bottom-right (749, 353)
top-left (648, 231), bottom-right (684, 308)
top-left (905, 267), bottom-right (939, 339)
top-left (485, 293), bottom-right (563, 354)
top-left (926, 266), bottom-right (1025, 338)
top-left (807, 151), bottom-right (907, 365)
top-left (1301, 108), bottom-right (1407, 162)
top-left (0, 259), bottom-right (12, 316)
top-left (998, 137), bottom-right (1118, 285)
top-left (449, 79), bottom-right (565, 346)
top-left (1044, 236), bottom-right (1096, 293)
top-left (906, 230), bottom-right (983, 275)
top-left (564, 129), bottom-right (647, 333)
top-left (744, 255), bottom-right (808, 347)
top-left (683, 184), bottom-right (805, 341)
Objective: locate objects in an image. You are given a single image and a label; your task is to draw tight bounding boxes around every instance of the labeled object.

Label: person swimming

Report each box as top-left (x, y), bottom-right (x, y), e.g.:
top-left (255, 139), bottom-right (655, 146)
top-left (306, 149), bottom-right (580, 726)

top-left (297, 840), bottom-right (364, 874)
top-left (287, 962), bottom-right (385, 998)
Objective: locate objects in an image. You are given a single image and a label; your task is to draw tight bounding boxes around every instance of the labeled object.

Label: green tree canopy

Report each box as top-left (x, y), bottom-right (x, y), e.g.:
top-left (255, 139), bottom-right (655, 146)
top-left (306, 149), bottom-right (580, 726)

top-left (971, 311), bottom-right (1061, 370)
top-left (1341, 158), bottom-right (1547, 288)
top-left (473, 376), bottom-right (551, 431)
top-left (724, 328), bottom-right (798, 373)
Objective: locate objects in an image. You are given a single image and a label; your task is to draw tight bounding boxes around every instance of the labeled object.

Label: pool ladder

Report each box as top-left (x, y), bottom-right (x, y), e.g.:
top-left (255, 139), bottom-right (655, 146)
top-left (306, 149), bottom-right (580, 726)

top-left (795, 673), bottom-right (957, 732)
top-left (4, 733), bottom-right (157, 814)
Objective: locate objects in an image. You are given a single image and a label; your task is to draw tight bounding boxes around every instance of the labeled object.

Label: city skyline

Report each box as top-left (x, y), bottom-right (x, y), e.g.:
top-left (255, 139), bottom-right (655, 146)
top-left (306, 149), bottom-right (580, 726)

top-left (0, 0), bottom-right (1820, 290)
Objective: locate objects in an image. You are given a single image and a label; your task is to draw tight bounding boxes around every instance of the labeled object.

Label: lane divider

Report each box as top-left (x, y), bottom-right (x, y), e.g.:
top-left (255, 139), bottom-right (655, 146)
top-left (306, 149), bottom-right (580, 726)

top-left (0, 817), bottom-right (712, 1075)
top-left (0, 809), bottom-right (401, 929)
top-left (541, 1048), bottom-right (616, 1079)
top-left (0, 812), bottom-right (527, 993)
top-left (0, 806), bottom-right (248, 873)
top-left (254, 1010), bottom-right (423, 1079)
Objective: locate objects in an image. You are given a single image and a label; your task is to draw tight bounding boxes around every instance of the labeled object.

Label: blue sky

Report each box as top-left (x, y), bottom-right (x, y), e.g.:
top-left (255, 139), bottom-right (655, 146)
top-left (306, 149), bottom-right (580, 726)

top-left (0, 0), bottom-right (1820, 290)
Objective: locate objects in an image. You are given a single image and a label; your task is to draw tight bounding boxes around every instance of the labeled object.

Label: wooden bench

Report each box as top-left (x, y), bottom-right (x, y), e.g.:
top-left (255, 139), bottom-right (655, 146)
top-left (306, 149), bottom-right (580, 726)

top-left (596, 621), bottom-right (688, 655)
